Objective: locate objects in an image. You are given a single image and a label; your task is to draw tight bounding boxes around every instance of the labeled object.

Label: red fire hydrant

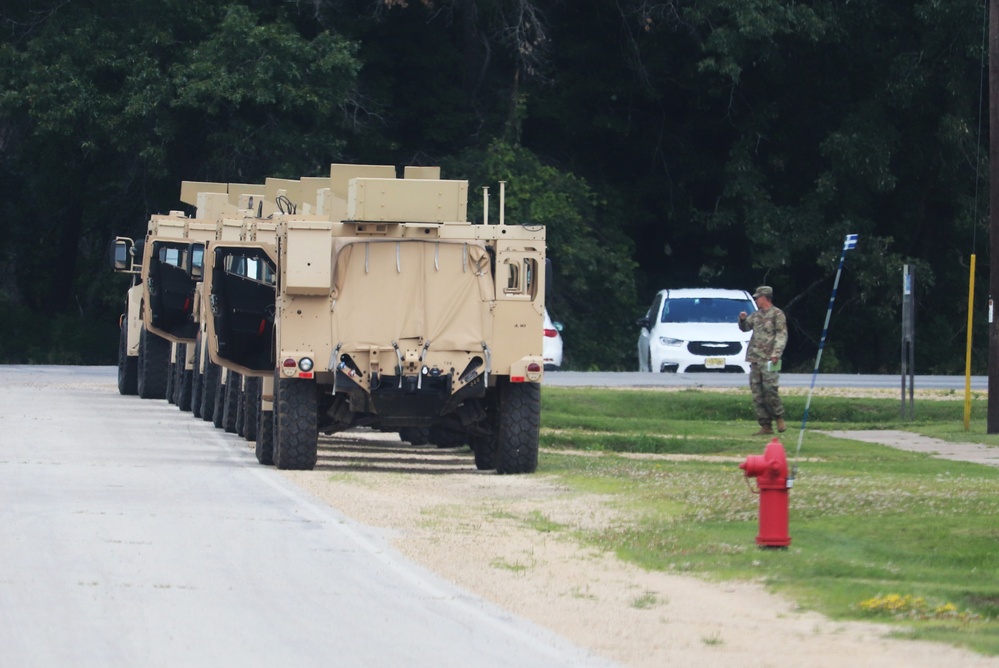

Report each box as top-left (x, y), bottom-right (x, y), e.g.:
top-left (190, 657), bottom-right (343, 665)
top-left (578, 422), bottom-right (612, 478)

top-left (739, 437), bottom-right (791, 548)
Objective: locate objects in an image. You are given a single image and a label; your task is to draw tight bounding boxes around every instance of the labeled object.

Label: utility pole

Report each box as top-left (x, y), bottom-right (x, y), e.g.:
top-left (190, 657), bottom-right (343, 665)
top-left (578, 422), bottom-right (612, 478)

top-left (989, 0), bottom-right (999, 432)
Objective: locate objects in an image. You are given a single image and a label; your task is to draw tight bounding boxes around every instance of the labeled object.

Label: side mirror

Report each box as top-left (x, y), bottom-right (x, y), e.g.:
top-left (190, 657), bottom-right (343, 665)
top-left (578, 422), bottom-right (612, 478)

top-left (635, 316), bottom-right (650, 329)
top-left (110, 237), bottom-right (133, 272)
top-left (553, 321), bottom-right (563, 333)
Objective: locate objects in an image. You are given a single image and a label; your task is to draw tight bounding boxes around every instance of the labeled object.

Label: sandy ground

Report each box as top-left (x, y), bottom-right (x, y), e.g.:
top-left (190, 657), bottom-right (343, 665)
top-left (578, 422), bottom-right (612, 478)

top-left (277, 430), bottom-right (999, 668)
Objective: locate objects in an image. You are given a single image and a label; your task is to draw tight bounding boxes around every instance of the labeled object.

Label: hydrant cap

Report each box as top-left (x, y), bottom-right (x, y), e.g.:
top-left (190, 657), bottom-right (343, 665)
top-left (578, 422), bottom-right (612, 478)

top-left (762, 438), bottom-right (789, 478)
top-left (740, 454), bottom-right (768, 477)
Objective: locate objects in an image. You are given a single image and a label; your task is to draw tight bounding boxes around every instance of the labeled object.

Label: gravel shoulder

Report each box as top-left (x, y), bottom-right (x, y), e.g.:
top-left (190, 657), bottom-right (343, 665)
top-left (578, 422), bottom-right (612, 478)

top-left (280, 429), bottom-right (999, 668)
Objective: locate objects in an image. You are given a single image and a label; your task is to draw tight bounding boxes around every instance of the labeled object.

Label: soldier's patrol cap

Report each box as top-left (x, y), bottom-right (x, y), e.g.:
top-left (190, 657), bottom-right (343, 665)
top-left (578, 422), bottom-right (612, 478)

top-left (752, 286), bottom-right (773, 298)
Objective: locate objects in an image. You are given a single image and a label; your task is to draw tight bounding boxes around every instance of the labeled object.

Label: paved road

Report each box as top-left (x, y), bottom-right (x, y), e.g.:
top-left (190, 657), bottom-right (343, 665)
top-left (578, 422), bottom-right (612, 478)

top-left (0, 366), bottom-right (613, 668)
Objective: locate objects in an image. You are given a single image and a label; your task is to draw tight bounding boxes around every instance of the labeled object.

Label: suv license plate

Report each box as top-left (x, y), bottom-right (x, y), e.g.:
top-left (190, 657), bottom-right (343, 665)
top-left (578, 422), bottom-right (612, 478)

top-left (705, 357), bottom-right (725, 369)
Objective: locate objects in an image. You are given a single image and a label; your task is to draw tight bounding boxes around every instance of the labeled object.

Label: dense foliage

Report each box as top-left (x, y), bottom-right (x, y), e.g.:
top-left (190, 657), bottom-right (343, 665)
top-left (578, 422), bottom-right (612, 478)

top-left (0, 0), bottom-right (990, 371)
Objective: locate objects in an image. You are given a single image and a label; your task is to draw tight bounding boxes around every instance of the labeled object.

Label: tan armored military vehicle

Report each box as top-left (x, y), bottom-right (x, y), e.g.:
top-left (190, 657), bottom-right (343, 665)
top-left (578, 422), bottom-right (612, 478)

top-left (111, 183), bottom-right (262, 408)
top-left (203, 164), bottom-right (547, 473)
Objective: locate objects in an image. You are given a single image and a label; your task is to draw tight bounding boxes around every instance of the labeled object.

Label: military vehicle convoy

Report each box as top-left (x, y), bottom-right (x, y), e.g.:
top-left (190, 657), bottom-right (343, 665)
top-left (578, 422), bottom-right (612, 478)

top-left (112, 163), bottom-right (547, 475)
top-left (111, 182), bottom-right (262, 406)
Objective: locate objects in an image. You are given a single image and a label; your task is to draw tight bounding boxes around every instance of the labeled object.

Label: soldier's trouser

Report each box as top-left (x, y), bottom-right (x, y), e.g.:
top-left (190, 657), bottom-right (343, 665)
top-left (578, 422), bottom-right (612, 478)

top-left (749, 363), bottom-right (784, 426)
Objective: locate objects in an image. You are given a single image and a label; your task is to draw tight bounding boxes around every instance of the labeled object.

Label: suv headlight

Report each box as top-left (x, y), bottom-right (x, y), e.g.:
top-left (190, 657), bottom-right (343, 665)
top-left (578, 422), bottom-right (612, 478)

top-left (659, 337), bottom-right (684, 346)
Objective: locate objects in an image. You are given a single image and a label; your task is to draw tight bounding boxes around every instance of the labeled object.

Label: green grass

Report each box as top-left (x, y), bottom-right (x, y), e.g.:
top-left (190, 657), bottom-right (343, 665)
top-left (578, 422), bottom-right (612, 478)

top-left (537, 387), bottom-right (999, 655)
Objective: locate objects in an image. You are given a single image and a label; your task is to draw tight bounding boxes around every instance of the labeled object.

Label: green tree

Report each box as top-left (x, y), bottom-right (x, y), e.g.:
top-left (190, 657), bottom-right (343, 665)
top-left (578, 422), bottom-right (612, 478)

top-left (0, 0), bottom-right (361, 362)
top-left (447, 140), bottom-right (640, 368)
top-left (519, 0), bottom-right (987, 372)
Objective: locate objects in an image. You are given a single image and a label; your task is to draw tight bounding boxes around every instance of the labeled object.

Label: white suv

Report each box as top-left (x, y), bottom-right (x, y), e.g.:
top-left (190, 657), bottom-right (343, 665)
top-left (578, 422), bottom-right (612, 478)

top-left (543, 308), bottom-right (563, 370)
top-left (636, 288), bottom-right (756, 373)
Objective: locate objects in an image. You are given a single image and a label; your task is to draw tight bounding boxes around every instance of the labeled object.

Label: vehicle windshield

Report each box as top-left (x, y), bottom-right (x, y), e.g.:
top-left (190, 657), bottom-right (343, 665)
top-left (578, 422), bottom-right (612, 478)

top-left (660, 297), bottom-right (753, 324)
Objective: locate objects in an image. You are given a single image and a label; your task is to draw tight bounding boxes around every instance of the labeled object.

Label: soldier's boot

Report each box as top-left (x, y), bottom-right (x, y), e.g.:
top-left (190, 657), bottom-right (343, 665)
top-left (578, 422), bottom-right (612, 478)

top-left (753, 423), bottom-right (774, 436)
top-left (776, 417), bottom-right (786, 433)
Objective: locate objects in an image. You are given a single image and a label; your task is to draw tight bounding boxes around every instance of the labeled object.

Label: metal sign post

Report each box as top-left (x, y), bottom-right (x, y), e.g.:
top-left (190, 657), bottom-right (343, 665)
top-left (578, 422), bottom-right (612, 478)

top-left (901, 265), bottom-right (915, 420)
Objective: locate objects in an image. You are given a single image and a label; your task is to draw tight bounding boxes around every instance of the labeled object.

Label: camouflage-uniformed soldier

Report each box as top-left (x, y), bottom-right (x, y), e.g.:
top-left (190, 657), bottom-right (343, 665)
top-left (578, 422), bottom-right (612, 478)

top-left (738, 286), bottom-right (788, 435)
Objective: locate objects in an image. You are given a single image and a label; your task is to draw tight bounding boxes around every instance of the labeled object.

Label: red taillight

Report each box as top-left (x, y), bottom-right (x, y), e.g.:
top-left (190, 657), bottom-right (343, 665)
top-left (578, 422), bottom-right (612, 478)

top-left (282, 358), bottom-right (297, 368)
top-left (544, 328), bottom-right (558, 338)
top-left (527, 362), bottom-right (541, 373)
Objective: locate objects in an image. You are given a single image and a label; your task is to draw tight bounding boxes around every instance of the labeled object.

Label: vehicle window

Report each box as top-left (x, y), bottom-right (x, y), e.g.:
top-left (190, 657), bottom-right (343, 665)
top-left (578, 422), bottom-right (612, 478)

top-left (649, 294), bottom-right (662, 322)
top-left (502, 257), bottom-right (538, 298)
top-left (506, 263), bottom-right (520, 292)
top-left (190, 246), bottom-right (204, 271)
top-left (159, 246), bottom-right (182, 267)
top-left (224, 253), bottom-right (276, 285)
top-left (660, 298), bottom-right (753, 324)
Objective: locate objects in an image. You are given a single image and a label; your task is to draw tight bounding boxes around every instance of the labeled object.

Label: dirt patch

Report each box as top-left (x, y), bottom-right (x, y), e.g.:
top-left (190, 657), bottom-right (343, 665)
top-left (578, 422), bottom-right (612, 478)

top-left (279, 430), bottom-right (999, 668)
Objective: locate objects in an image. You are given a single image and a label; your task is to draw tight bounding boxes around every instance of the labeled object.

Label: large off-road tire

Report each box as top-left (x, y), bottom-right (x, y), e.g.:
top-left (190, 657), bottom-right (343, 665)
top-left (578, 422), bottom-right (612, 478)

top-left (494, 381), bottom-right (541, 474)
top-left (470, 389), bottom-right (499, 471)
top-left (173, 344), bottom-right (192, 411)
top-left (273, 377), bottom-right (318, 470)
top-left (471, 434), bottom-right (497, 471)
top-left (212, 370), bottom-right (226, 429)
top-left (242, 377), bottom-right (259, 442)
top-left (116, 321), bottom-right (138, 396)
top-left (222, 371), bottom-right (241, 433)
top-left (398, 427), bottom-right (430, 445)
top-left (190, 342), bottom-right (203, 418)
top-left (200, 360), bottom-right (220, 422)
top-left (234, 382), bottom-right (245, 437)
top-left (255, 408), bottom-right (274, 466)
top-left (429, 426), bottom-right (466, 449)
top-left (165, 352), bottom-right (176, 405)
top-left (137, 328), bottom-right (170, 400)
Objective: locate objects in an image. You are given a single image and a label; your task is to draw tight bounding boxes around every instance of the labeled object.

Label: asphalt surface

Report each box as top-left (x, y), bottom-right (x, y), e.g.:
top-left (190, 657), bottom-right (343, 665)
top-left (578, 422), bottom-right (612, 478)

top-left (0, 366), bottom-right (614, 668)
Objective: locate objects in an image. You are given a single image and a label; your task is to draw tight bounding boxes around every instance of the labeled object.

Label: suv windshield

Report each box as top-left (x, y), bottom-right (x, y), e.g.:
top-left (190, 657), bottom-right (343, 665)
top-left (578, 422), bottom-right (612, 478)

top-left (660, 297), bottom-right (752, 324)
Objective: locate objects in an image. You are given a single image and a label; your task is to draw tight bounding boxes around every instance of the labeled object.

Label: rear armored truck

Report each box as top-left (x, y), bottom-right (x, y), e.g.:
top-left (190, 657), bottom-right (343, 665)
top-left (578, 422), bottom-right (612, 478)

top-left (204, 164), bottom-right (547, 473)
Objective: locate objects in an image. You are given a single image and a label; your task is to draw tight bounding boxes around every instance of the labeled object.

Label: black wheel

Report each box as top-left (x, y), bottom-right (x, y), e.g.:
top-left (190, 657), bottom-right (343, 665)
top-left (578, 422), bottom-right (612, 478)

top-left (242, 377), bottom-right (259, 442)
top-left (200, 360), bottom-right (220, 422)
top-left (274, 377), bottom-right (318, 470)
top-left (399, 427), bottom-right (430, 445)
top-left (470, 389), bottom-right (499, 471)
top-left (471, 434), bottom-right (497, 471)
top-left (167, 350), bottom-right (180, 404)
top-left (137, 327), bottom-right (169, 400)
top-left (174, 344), bottom-right (192, 410)
top-left (190, 341), bottom-right (203, 418)
top-left (222, 371), bottom-right (241, 433)
top-left (212, 369), bottom-right (226, 429)
top-left (494, 380), bottom-right (541, 474)
top-left (429, 426), bottom-right (466, 449)
top-left (116, 320), bottom-right (138, 396)
top-left (255, 407), bottom-right (274, 465)
top-left (235, 379), bottom-right (245, 437)
top-left (166, 366), bottom-right (176, 403)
